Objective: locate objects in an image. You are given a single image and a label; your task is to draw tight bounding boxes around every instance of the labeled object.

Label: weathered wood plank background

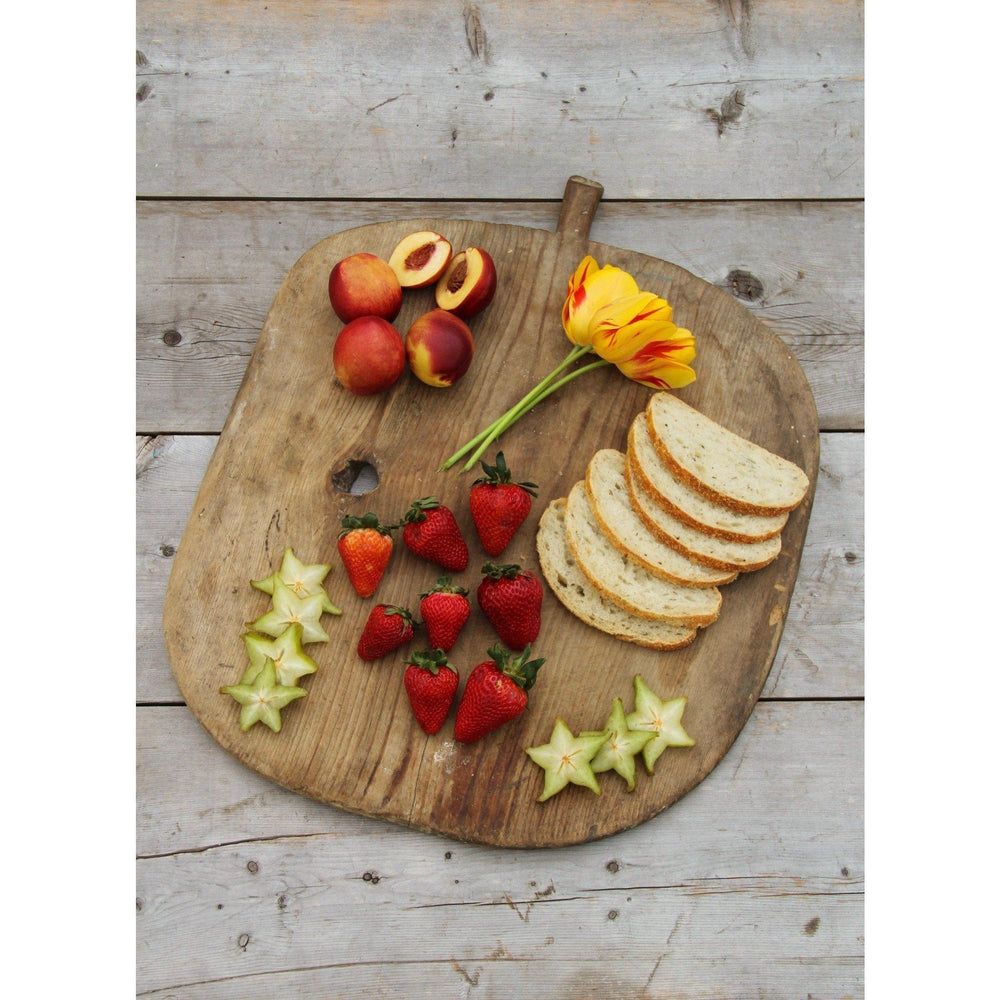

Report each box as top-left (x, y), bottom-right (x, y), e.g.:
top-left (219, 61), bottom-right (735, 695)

top-left (137, 0), bottom-right (863, 995)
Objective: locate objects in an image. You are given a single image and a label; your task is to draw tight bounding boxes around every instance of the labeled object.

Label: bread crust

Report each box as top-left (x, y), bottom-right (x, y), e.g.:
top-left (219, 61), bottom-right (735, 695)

top-left (644, 399), bottom-right (807, 517)
top-left (564, 484), bottom-right (722, 628)
top-left (625, 453), bottom-right (782, 573)
top-left (585, 449), bottom-right (737, 588)
top-left (536, 500), bottom-right (698, 650)
top-left (626, 418), bottom-right (787, 542)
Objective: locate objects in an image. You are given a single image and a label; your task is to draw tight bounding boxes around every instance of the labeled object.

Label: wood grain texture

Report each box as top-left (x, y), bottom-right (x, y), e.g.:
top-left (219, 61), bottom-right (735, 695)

top-left (136, 0), bottom-right (863, 200)
top-left (138, 432), bottom-right (861, 704)
top-left (137, 198), bottom-right (863, 431)
top-left (137, 701), bottom-right (862, 997)
top-left (161, 182), bottom-right (819, 846)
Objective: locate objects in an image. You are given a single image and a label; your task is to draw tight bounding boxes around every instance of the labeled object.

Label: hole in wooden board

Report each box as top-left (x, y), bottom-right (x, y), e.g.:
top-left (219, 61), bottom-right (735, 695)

top-left (331, 458), bottom-right (380, 496)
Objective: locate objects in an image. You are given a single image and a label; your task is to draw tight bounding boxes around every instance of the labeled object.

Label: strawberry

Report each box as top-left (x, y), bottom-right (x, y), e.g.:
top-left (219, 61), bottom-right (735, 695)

top-left (403, 648), bottom-right (460, 735)
top-left (454, 643), bottom-right (545, 743)
top-left (401, 497), bottom-right (469, 572)
top-left (476, 562), bottom-right (543, 650)
top-left (338, 513), bottom-right (395, 598)
top-left (357, 604), bottom-right (414, 661)
top-left (469, 452), bottom-right (538, 556)
top-left (419, 577), bottom-right (471, 652)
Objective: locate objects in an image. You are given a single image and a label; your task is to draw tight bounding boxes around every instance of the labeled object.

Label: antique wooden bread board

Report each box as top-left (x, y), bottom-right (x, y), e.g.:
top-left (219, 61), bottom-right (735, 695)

top-left (163, 177), bottom-right (820, 848)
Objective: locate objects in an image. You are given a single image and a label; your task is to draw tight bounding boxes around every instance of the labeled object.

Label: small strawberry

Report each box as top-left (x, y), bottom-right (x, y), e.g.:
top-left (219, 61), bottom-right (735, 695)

top-left (357, 604), bottom-right (414, 661)
top-left (470, 451), bottom-right (538, 556)
top-left (476, 562), bottom-right (543, 650)
top-left (338, 513), bottom-right (395, 598)
top-left (403, 648), bottom-right (460, 735)
top-left (419, 577), bottom-right (471, 652)
top-left (401, 497), bottom-right (469, 572)
top-left (454, 643), bottom-right (545, 744)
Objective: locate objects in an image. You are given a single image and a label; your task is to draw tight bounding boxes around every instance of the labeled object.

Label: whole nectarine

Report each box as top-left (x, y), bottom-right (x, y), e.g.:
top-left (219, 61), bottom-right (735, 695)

top-left (405, 309), bottom-right (475, 388)
top-left (333, 316), bottom-right (406, 395)
top-left (329, 253), bottom-right (403, 323)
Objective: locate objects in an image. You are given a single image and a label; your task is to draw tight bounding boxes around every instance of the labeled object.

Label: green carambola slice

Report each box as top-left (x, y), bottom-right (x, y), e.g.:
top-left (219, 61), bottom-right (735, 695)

top-left (525, 718), bottom-right (609, 802)
top-left (242, 622), bottom-right (319, 686)
top-left (625, 674), bottom-right (695, 775)
top-left (248, 576), bottom-right (330, 644)
top-left (582, 697), bottom-right (655, 792)
top-left (221, 657), bottom-right (307, 733)
top-left (251, 547), bottom-right (342, 616)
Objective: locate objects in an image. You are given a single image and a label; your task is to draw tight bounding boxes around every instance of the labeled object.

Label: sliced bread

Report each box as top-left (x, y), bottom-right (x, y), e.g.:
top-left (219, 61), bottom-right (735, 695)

top-left (646, 392), bottom-right (809, 515)
top-left (536, 500), bottom-right (698, 650)
top-left (626, 451), bottom-right (782, 572)
top-left (564, 482), bottom-right (722, 627)
top-left (585, 449), bottom-right (737, 588)
top-left (628, 414), bottom-right (788, 541)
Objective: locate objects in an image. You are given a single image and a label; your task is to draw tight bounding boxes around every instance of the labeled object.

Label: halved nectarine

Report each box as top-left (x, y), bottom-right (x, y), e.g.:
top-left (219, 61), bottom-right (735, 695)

top-left (434, 247), bottom-right (497, 319)
top-left (388, 231), bottom-right (453, 288)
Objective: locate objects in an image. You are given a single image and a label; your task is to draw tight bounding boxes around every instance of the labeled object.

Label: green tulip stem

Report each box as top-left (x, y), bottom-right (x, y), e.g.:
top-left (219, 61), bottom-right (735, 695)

top-left (439, 343), bottom-right (592, 471)
top-left (459, 357), bottom-right (612, 471)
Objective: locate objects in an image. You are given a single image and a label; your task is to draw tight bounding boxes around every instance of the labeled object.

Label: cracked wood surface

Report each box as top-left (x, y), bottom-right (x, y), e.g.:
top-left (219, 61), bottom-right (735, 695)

top-left (136, 701), bottom-right (862, 997)
top-left (136, 0), bottom-right (863, 994)
top-left (136, 0), bottom-right (863, 199)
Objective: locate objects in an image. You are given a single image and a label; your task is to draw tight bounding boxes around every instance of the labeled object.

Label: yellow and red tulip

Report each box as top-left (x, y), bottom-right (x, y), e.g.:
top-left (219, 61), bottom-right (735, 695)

top-left (589, 292), bottom-right (696, 389)
top-left (442, 256), bottom-right (697, 471)
top-left (561, 256), bottom-right (639, 347)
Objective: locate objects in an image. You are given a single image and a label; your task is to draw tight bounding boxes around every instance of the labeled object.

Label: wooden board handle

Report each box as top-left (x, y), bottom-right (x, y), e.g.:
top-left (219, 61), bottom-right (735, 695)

top-left (556, 175), bottom-right (604, 242)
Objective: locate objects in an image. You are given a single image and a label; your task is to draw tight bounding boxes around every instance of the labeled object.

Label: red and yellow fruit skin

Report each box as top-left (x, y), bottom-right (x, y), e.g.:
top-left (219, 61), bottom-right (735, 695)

top-left (435, 248), bottom-right (497, 319)
top-left (337, 515), bottom-right (395, 598)
top-left (476, 563), bottom-right (543, 650)
top-left (328, 253), bottom-right (403, 323)
top-left (405, 309), bottom-right (475, 388)
top-left (333, 316), bottom-right (406, 396)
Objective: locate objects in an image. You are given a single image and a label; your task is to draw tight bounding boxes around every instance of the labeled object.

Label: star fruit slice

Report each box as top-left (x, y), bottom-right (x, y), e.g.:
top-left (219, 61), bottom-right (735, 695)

top-left (581, 697), bottom-right (656, 792)
top-left (625, 674), bottom-right (695, 775)
top-left (242, 622), bottom-right (319, 686)
top-left (525, 718), bottom-right (610, 802)
top-left (251, 547), bottom-right (342, 615)
top-left (221, 657), bottom-right (307, 733)
top-left (248, 576), bottom-right (330, 644)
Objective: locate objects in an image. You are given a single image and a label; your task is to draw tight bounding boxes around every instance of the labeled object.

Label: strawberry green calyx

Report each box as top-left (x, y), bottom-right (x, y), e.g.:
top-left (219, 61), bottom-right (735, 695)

top-left (419, 576), bottom-right (468, 599)
top-left (339, 512), bottom-right (395, 537)
top-left (221, 657), bottom-right (307, 733)
top-left (473, 451), bottom-right (538, 496)
top-left (242, 622), bottom-right (319, 686)
top-left (248, 576), bottom-right (330, 644)
top-left (383, 605), bottom-right (414, 625)
top-left (583, 697), bottom-right (655, 791)
top-left (407, 648), bottom-right (454, 676)
top-left (481, 562), bottom-right (525, 580)
top-left (625, 674), bottom-right (695, 774)
top-left (251, 548), bottom-right (342, 615)
top-left (402, 496), bottom-right (442, 523)
top-left (525, 718), bottom-right (609, 802)
top-left (487, 642), bottom-right (545, 691)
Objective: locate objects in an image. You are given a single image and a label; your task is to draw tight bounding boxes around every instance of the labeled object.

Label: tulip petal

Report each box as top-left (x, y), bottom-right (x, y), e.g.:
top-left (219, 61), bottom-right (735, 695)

top-left (590, 293), bottom-right (677, 362)
top-left (616, 328), bottom-right (698, 388)
top-left (561, 258), bottom-right (640, 347)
